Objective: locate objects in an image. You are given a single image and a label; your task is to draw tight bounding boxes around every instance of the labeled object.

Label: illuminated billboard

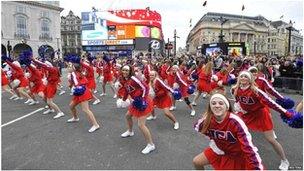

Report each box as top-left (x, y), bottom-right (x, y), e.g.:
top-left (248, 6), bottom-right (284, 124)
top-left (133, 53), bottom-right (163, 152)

top-left (135, 26), bottom-right (150, 38)
top-left (151, 27), bottom-right (161, 39)
top-left (81, 14), bottom-right (108, 42)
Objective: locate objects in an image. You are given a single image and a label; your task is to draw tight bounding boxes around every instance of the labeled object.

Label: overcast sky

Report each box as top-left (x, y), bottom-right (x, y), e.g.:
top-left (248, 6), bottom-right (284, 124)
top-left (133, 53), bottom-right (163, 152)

top-left (60, 0), bottom-right (303, 49)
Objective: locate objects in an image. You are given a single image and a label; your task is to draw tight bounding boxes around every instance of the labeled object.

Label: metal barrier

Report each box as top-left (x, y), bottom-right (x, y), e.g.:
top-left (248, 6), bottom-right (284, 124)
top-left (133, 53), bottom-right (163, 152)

top-left (273, 77), bottom-right (303, 94)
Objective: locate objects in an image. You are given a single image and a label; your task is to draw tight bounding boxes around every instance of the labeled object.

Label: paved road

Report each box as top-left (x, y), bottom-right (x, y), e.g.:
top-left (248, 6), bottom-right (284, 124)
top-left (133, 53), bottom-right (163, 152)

top-left (2, 70), bottom-right (303, 170)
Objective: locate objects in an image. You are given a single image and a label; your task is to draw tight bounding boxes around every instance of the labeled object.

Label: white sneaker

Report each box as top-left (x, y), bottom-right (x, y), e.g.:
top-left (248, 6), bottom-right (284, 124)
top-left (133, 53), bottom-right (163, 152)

top-left (279, 159), bottom-right (289, 170)
top-left (13, 97), bottom-right (20, 101)
top-left (44, 105), bottom-right (49, 109)
top-left (202, 93), bottom-right (207, 98)
top-left (67, 117), bottom-right (80, 123)
top-left (190, 110), bottom-right (196, 116)
top-left (28, 100), bottom-right (37, 105)
top-left (100, 93), bottom-right (106, 96)
top-left (121, 130), bottom-right (134, 138)
top-left (273, 131), bottom-right (278, 139)
top-left (191, 102), bottom-right (197, 106)
top-left (9, 95), bottom-right (18, 100)
top-left (24, 99), bottom-right (31, 104)
top-left (53, 112), bottom-right (65, 119)
top-left (88, 125), bottom-right (100, 133)
top-left (93, 90), bottom-right (97, 93)
top-left (169, 106), bottom-right (176, 111)
top-left (113, 94), bottom-right (117, 99)
top-left (43, 109), bottom-right (55, 115)
top-left (93, 99), bottom-right (101, 105)
top-left (19, 97), bottom-right (24, 100)
top-left (174, 122), bottom-right (179, 130)
top-left (146, 115), bottom-right (157, 121)
top-left (141, 144), bottom-right (155, 154)
top-left (59, 90), bottom-right (66, 95)
top-left (178, 99), bottom-right (183, 102)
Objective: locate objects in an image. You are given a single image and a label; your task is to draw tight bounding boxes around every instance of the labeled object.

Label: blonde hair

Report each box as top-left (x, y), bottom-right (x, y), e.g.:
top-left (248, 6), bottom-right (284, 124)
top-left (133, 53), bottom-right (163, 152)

top-left (203, 61), bottom-right (213, 75)
top-left (231, 71), bottom-right (258, 97)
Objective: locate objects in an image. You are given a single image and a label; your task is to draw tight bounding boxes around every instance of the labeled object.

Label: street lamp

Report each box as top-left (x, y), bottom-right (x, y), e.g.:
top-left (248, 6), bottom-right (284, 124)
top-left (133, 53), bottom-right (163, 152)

top-left (218, 16), bottom-right (229, 43)
top-left (174, 29), bottom-right (180, 57)
top-left (286, 20), bottom-right (294, 55)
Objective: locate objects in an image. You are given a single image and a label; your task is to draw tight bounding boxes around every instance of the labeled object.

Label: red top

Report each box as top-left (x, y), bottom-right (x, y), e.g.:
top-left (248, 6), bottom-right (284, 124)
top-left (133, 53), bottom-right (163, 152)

top-left (122, 76), bottom-right (149, 100)
top-left (33, 60), bottom-right (60, 84)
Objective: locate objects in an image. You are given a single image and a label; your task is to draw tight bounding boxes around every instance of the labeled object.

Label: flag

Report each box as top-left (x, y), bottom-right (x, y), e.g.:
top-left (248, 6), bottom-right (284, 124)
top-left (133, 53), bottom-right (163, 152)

top-left (203, 0), bottom-right (207, 7)
top-left (189, 19), bottom-right (192, 27)
top-left (280, 15), bottom-right (284, 19)
top-left (242, 5), bottom-right (245, 11)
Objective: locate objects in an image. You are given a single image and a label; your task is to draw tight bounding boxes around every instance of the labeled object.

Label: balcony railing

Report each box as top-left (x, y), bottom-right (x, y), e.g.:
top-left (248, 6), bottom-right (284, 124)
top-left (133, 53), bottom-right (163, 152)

top-left (14, 32), bottom-right (30, 39)
top-left (39, 33), bottom-right (53, 41)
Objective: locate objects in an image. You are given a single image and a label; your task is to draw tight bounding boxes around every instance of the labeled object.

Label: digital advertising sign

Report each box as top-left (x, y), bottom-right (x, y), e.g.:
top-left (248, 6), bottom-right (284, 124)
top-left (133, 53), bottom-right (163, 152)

top-left (135, 26), bottom-right (151, 38)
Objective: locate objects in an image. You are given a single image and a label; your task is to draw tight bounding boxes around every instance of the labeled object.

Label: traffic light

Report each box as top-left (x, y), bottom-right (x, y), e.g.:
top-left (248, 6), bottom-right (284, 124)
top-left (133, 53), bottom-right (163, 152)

top-left (165, 43), bottom-right (173, 50)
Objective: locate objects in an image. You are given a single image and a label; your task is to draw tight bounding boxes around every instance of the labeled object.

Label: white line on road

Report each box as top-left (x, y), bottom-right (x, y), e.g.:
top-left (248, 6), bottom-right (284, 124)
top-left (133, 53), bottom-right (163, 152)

top-left (1, 108), bottom-right (44, 128)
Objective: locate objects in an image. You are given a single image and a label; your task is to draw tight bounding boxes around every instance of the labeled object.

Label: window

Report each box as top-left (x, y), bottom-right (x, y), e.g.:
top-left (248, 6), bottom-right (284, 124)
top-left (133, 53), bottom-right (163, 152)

top-left (16, 16), bottom-right (27, 35)
top-left (16, 6), bottom-right (26, 13)
top-left (41, 19), bottom-right (50, 34)
top-left (41, 11), bottom-right (49, 18)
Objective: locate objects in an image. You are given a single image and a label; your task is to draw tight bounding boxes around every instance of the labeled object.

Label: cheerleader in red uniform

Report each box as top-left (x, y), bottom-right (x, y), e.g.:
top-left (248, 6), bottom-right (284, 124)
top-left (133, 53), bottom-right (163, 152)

top-left (26, 64), bottom-right (46, 105)
top-left (231, 71), bottom-right (291, 170)
top-left (120, 65), bottom-right (155, 154)
top-left (142, 60), bottom-right (152, 84)
top-left (171, 65), bottom-right (196, 116)
top-left (101, 57), bottom-right (116, 98)
top-left (80, 58), bottom-right (101, 105)
top-left (192, 62), bottom-right (213, 106)
top-left (146, 71), bottom-right (179, 130)
top-left (32, 58), bottom-right (65, 119)
top-left (1, 68), bottom-right (15, 97)
top-left (193, 93), bottom-right (264, 170)
top-left (67, 62), bottom-right (100, 133)
top-left (4, 59), bottom-right (33, 103)
top-left (94, 55), bottom-right (103, 83)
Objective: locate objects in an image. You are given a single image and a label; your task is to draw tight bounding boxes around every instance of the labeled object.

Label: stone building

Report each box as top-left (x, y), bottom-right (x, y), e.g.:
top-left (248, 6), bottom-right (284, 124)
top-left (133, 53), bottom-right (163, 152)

top-left (60, 10), bottom-right (82, 55)
top-left (1, 1), bottom-right (63, 58)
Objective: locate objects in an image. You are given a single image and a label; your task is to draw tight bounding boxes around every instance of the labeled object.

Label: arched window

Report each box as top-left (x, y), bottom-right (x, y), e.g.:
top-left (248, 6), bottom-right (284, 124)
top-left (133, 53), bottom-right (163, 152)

top-left (16, 16), bottom-right (27, 35)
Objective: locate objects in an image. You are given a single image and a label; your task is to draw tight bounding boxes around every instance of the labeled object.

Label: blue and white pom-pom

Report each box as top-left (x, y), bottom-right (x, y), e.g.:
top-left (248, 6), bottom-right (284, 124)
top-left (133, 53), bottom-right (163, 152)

top-left (132, 96), bottom-right (148, 111)
top-left (172, 89), bottom-right (182, 100)
top-left (72, 85), bottom-right (86, 96)
top-left (227, 74), bottom-right (237, 85)
top-left (191, 72), bottom-right (199, 80)
top-left (19, 50), bottom-right (32, 66)
top-left (280, 109), bottom-right (303, 129)
top-left (276, 97), bottom-right (295, 109)
top-left (187, 84), bottom-right (196, 95)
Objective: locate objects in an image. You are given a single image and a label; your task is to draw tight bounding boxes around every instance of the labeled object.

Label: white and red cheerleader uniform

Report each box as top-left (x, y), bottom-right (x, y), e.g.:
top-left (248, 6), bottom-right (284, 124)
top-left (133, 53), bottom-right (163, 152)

top-left (6, 61), bottom-right (29, 88)
top-left (152, 78), bottom-right (173, 109)
top-left (122, 76), bottom-right (153, 117)
top-left (197, 69), bottom-right (212, 93)
top-left (70, 71), bottom-right (93, 105)
top-left (27, 65), bottom-right (45, 95)
top-left (210, 71), bottom-right (229, 92)
top-left (80, 61), bottom-right (96, 90)
top-left (159, 63), bottom-right (169, 80)
top-left (95, 60), bottom-right (103, 76)
top-left (117, 75), bottom-right (127, 98)
top-left (33, 60), bottom-right (60, 99)
top-left (1, 69), bottom-right (9, 86)
top-left (143, 64), bottom-right (152, 84)
top-left (102, 61), bottom-right (113, 83)
top-left (174, 70), bottom-right (190, 97)
top-left (194, 112), bottom-right (264, 170)
top-left (255, 73), bottom-right (284, 100)
top-left (233, 87), bottom-right (288, 132)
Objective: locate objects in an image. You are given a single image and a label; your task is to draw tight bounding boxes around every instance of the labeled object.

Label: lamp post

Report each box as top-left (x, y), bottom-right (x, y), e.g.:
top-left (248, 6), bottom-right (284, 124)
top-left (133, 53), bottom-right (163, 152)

top-left (173, 29), bottom-right (180, 58)
top-left (286, 20), bottom-right (294, 55)
top-left (218, 16), bottom-right (229, 43)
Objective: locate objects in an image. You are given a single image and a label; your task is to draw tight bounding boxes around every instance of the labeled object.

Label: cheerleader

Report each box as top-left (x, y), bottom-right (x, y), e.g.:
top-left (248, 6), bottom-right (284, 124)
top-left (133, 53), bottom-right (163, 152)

top-left (1, 68), bottom-right (15, 97)
top-left (120, 65), bottom-right (155, 154)
top-left (32, 58), bottom-right (65, 119)
top-left (100, 56), bottom-right (116, 98)
top-left (192, 62), bottom-right (213, 106)
top-left (193, 93), bottom-right (264, 170)
top-left (231, 71), bottom-right (291, 170)
top-left (147, 71), bottom-right (179, 130)
top-left (26, 64), bottom-right (45, 105)
top-left (67, 62), bottom-right (100, 133)
top-left (171, 65), bottom-right (196, 116)
top-left (80, 58), bottom-right (101, 105)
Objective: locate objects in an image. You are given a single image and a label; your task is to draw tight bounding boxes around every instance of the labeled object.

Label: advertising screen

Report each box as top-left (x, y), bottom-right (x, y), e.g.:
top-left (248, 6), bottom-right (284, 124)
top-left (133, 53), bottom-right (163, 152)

top-left (228, 47), bottom-right (243, 57)
top-left (135, 26), bottom-right (150, 38)
top-left (151, 27), bottom-right (161, 39)
top-left (82, 19), bottom-right (108, 41)
top-left (205, 47), bottom-right (222, 56)
top-left (116, 25), bottom-right (135, 39)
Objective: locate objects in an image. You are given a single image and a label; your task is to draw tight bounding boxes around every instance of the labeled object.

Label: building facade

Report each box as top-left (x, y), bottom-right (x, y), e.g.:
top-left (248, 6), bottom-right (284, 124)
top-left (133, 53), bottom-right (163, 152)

top-left (186, 12), bottom-right (303, 56)
top-left (61, 10), bottom-right (82, 56)
top-left (1, 1), bottom-right (63, 59)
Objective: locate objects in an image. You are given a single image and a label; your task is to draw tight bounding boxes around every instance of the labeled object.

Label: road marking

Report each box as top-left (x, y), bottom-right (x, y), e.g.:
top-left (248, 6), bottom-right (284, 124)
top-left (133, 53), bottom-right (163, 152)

top-left (1, 108), bottom-right (44, 128)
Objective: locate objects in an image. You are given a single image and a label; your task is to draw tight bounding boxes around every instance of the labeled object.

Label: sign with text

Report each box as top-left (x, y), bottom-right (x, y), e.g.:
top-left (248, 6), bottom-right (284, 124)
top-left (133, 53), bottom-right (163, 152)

top-left (82, 39), bottom-right (134, 46)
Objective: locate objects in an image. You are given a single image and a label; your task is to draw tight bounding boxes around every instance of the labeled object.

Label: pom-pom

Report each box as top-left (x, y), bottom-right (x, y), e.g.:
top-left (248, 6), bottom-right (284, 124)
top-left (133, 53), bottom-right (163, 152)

top-left (72, 85), bottom-right (86, 96)
top-left (281, 109), bottom-right (303, 128)
top-left (114, 81), bottom-right (121, 89)
top-left (211, 75), bottom-right (218, 82)
top-left (19, 51), bottom-right (32, 66)
top-left (116, 98), bottom-right (123, 108)
top-left (276, 97), bottom-right (295, 109)
top-left (70, 55), bottom-right (81, 64)
top-left (121, 99), bottom-right (131, 108)
top-left (191, 73), bottom-right (199, 80)
top-left (172, 89), bottom-right (182, 100)
top-left (296, 59), bottom-right (303, 69)
top-left (187, 84), bottom-right (196, 94)
top-left (132, 96), bottom-right (148, 111)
